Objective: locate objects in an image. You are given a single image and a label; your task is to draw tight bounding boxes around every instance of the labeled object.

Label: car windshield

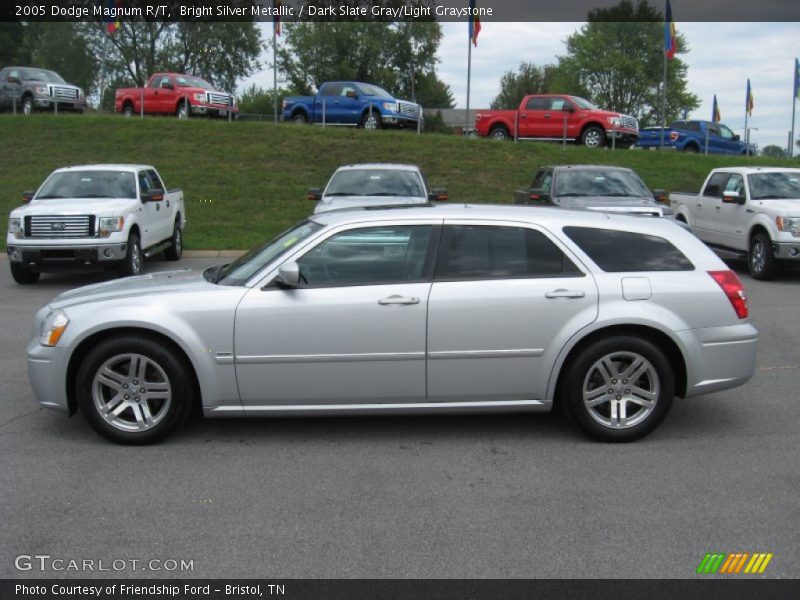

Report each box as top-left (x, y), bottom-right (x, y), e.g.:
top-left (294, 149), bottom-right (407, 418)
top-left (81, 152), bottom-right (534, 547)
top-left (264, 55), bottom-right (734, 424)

top-left (176, 75), bottom-right (215, 90)
top-left (212, 220), bottom-right (324, 286)
top-left (325, 169), bottom-right (426, 198)
top-left (556, 169), bottom-right (650, 198)
top-left (571, 96), bottom-right (599, 110)
top-left (357, 83), bottom-right (393, 99)
top-left (36, 171), bottom-right (137, 200)
top-left (748, 172), bottom-right (800, 200)
top-left (23, 68), bottom-right (65, 83)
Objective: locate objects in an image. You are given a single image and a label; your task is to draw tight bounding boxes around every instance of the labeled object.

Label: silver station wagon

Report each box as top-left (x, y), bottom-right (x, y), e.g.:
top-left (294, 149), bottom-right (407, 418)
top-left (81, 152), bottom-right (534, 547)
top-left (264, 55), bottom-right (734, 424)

top-left (27, 205), bottom-right (758, 444)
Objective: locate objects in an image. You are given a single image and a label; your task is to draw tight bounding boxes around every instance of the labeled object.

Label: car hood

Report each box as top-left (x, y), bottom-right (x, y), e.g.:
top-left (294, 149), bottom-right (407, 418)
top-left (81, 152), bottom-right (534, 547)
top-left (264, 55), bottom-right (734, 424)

top-left (49, 269), bottom-right (216, 310)
top-left (314, 196), bottom-right (427, 213)
top-left (555, 196), bottom-right (663, 214)
top-left (11, 198), bottom-right (137, 217)
top-left (750, 199), bottom-right (800, 213)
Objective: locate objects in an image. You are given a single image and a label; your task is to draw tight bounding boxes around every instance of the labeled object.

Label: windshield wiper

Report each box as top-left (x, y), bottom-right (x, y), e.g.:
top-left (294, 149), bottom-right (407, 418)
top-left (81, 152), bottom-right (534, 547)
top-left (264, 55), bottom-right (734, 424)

top-left (557, 193), bottom-right (592, 197)
top-left (36, 195), bottom-right (66, 199)
top-left (325, 192), bottom-right (358, 197)
top-left (754, 195), bottom-right (793, 200)
top-left (365, 192), bottom-right (407, 197)
top-left (602, 193), bottom-right (640, 197)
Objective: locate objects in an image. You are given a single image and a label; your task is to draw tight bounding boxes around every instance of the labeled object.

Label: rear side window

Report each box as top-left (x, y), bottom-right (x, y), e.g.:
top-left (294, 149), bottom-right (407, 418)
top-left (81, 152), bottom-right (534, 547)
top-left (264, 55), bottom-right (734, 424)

top-left (436, 225), bottom-right (583, 280)
top-left (524, 97), bottom-right (550, 110)
top-left (563, 227), bottom-right (694, 272)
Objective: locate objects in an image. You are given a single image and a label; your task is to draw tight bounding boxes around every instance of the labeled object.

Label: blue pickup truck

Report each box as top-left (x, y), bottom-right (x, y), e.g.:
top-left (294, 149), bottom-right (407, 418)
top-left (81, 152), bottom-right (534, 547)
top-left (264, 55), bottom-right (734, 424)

top-left (282, 81), bottom-right (422, 130)
top-left (635, 120), bottom-right (755, 155)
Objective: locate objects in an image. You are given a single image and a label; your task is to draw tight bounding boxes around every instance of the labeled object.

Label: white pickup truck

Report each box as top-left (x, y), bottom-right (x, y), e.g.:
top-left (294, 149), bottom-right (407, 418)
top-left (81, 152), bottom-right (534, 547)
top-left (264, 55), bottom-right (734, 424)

top-left (670, 167), bottom-right (800, 280)
top-left (7, 164), bottom-right (185, 284)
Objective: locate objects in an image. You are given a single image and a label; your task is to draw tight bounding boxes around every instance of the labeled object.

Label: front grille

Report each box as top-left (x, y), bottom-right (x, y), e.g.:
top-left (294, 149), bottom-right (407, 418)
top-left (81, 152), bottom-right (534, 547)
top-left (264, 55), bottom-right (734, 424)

top-left (25, 215), bottom-right (94, 238)
top-left (207, 92), bottom-right (231, 106)
top-left (50, 86), bottom-right (79, 99)
top-left (398, 101), bottom-right (421, 119)
top-left (620, 115), bottom-right (638, 131)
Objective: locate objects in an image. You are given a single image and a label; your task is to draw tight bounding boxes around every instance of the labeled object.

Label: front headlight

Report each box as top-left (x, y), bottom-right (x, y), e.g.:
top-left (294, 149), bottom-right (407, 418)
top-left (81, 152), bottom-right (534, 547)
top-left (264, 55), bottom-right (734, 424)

top-left (8, 218), bottom-right (23, 239)
top-left (776, 217), bottom-right (800, 237)
top-left (34, 86), bottom-right (49, 96)
top-left (38, 309), bottom-right (69, 347)
top-left (607, 116), bottom-right (622, 127)
top-left (193, 93), bottom-right (206, 102)
top-left (78, 88), bottom-right (85, 99)
top-left (382, 102), bottom-right (399, 113)
top-left (98, 216), bottom-right (125, 238)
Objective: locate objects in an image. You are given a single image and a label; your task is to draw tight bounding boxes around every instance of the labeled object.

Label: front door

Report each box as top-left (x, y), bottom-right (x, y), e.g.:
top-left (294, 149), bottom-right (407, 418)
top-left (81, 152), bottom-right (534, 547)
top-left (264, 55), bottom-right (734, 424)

top-left (234, 224), bottom-right (439, 406)
top-left (426, 223), bottom-right (598, 403)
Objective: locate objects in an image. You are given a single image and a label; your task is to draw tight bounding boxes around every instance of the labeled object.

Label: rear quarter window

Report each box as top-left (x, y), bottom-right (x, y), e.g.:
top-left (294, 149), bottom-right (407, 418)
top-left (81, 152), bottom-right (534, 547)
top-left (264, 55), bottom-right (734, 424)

top-left (563, 227), bottom-right (694, 272)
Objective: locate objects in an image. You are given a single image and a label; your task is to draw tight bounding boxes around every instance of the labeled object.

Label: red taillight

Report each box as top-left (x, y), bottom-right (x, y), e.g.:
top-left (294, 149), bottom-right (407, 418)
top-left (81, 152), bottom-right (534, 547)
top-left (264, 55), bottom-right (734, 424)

top-left (708, 270), bottom-right (748, 319)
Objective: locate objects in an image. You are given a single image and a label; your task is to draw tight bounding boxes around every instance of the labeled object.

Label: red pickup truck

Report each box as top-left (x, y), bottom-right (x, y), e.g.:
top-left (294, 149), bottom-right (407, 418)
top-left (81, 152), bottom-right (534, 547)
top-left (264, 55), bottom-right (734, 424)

top-left (115, 73), bottom-right (237, 119)
top-left (475, 94), bottom-right (639, 148)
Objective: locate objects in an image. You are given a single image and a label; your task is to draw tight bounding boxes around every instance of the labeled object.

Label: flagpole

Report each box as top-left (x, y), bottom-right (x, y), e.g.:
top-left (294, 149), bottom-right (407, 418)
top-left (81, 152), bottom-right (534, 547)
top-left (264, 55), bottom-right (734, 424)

top-left (466, 36), bottom-right (472, 133)
top-left (744, 82), bottom-right (749, 145)
top-left (273, 24), bottom-right (278, 125)
top-left (792, 98), bottom-right (797, 157)
top-left (792, 60), bottom-right (798, 157)
top-left (659, 52), bottom-right (667, 148)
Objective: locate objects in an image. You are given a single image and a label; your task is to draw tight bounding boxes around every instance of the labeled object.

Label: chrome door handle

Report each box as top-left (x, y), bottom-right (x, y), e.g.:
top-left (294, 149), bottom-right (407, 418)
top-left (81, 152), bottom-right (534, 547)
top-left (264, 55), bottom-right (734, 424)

top-left (379, 296), bottom-right (420, 306)
top-left (545, 289), bottom-right (585, 299)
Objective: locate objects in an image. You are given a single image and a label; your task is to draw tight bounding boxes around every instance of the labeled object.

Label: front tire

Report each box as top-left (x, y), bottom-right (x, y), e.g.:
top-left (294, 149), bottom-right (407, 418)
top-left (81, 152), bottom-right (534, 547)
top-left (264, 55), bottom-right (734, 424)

top-left (118, 232), bottom-right (143, 277)
top-left (177, 101), bottom-right (189, 119)
top-left (560, 335), bottom-right (674, 442)
top-left (10, 263), bottom-right (40, 284)
top-left (75, 335), bottom-right (193, 444)
top-left (164, 222), bottom-right (182, 261)
top-left (580, 125), bottom-right (606, 148)
top-left (748, 232), bottom-right (777, 281)
top-left (22, 95), bottom-right (34, 115)
top-left (361, 111), bottom-right (382, 130)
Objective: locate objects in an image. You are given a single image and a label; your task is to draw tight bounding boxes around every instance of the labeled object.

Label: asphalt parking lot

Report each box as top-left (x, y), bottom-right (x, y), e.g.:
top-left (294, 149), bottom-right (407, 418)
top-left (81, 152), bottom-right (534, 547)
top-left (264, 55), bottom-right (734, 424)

top-left (1, 256), bottom-right (798, 579)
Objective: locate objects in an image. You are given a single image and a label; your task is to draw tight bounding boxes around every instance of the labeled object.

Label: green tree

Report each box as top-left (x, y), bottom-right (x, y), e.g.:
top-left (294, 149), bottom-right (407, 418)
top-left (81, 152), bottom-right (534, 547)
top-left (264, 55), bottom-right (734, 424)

top-left (27, 23), bottom-right (98, 95)
top-left (761, 145), bottom-right (786, 158)
top-left (0, 22), bottom-right (32, 65)
top-left (237, 84), bottom-right (291, 116)
top-left (558, 0), bottom-right (699, 126)
top-left (413, 72), bottom-right (455, 108)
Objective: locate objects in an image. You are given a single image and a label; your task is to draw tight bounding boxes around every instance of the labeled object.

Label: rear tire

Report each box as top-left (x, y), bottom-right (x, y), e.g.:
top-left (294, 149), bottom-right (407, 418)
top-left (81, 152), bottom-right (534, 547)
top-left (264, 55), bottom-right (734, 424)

top-left (164, 222), bottom-right (182, 261)
top-left (122, 103), bottom-right (134, 117)
top-left (560, 335), bottom-right (674, 442)
top-left (118, 232), bottom-right (143, 277)
top-left (75, 335), bottom-right (193, 445)
top-left (291, 112), bottom-right (307, 125)
top-left (489, 125), bottom-right (509, 140)
top-left (683, 144), bottom-right (699, 154)
top-left (10, 263), bottom-right (40, 284)
top-left (748, 232), bottom-right (777, 281)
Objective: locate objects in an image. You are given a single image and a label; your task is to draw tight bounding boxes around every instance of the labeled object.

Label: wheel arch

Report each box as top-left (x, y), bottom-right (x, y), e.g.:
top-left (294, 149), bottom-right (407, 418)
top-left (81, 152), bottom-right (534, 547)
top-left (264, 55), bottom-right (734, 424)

top-left (748, 222), bottom-right (772, 244)
top-left (65, 326), bottom-right (202, 416)
top-left (580, 121), bottom-right (605, 136)
top-left (291, 105), bottom-right (309, 119)
top-left (550, 324), bottom-right (688, 408)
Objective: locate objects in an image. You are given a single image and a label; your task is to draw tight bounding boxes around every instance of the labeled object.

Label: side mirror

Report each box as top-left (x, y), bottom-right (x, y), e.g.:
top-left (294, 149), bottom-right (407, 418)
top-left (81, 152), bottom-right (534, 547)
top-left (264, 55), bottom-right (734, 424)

top-left (563, 104), bottom-right (575, 113)
top-left (733, 134), bottom-right (740, 141)
top-left (652, 188), bottom-right (668, 204)
top-left (428, 188), bottom-right (448, 202)
top-left (161, 82), bottom-right (174, 90)
top-left (8, 76), bottom-right (20, 84)
top-left (275, 262), bottom-right (301, 288)
top-left (307, 188), bottom-right (322, 201)
top-left (22, 191), bottom-right (34, 204)
top-left (141, 189), bottom-right (165, 203)
top-left (525, 188), bottom-right (552, 204)
top-left (345, 90), bottom-right (357, 99)
top-left (722, 191), bottom-right (745, 205)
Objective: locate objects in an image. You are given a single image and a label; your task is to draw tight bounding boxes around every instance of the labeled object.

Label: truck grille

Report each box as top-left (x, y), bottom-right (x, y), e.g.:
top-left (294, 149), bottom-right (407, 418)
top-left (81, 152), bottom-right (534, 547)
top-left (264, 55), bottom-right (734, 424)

top-left (620, 115), bottom-right (638, 131)
top-left (24, 215), bottom-right (95, 238)
top-left (50, 85), bottom-right (79, 99)
top-left (206, 92), bottom-right (232, 106)
top-left (398, 101), bottom-right (421, 120)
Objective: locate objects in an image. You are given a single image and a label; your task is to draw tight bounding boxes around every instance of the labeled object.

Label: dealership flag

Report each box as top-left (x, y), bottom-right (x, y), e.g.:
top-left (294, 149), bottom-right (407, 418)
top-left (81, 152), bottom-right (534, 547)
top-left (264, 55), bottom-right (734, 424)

top-left (274, 0), bottom-right (282, 36)
top-left (664, 0), bottom-right (677, 60)
top-left (105, 0), bottom-right (121, 34)
top-left (469, 0), bottom-right (481, 47)
top-left (746, 79), bottom-right (754, 116)
top-left (712, 94), bottom-right (721, 123)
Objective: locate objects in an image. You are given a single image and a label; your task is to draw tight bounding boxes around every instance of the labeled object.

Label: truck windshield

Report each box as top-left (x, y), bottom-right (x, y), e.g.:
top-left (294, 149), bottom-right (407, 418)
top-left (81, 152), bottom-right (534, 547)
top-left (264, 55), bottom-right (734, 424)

top-left (325, 169), bottom-right (426, 198)
top-left (211, 220), bottom-right (324, 286)
top-left (556, 169), bottom-right (650, 198)
top-left (357, 84), bottom-right (393, 99)
top-left (23, 68), bottom-right (65, 83)
top-left (571, 97), bottom-right (599, 110)
top-left (176, 75), bottom-right (214, 89)
top-left (36, 171), bottom-right (137, 200)
top-left (749, 172), bottom-right (800, 200)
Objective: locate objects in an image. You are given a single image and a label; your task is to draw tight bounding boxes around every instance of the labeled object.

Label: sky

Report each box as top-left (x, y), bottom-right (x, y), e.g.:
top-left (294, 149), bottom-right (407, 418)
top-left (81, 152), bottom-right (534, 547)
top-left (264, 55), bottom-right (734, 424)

top-left (243, 21), bottom-right (800, 152)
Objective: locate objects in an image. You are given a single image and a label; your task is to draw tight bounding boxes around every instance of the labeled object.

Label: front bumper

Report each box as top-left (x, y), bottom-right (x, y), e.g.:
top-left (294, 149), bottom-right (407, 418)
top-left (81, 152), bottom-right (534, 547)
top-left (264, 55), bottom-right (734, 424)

top-left (773, 241), bottom-right (800, 261)
top-left (606, 129), bottom-right (638, 145)
top-left (190, 103), bottom-right (238, 118)
top-left (34, 97), bottom-right (86, 112)
top-left (8, 242), bottom-right (127, 270)
top-left (677, 323), bottom-right (758, 398)
top-left (27, 340), bottom-right (70, 413)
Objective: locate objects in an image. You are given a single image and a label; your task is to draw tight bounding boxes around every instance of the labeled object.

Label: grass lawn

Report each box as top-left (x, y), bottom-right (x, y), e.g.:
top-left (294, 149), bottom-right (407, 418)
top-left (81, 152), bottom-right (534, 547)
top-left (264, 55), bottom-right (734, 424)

top-left (2, 114), bottom-right (796, 250)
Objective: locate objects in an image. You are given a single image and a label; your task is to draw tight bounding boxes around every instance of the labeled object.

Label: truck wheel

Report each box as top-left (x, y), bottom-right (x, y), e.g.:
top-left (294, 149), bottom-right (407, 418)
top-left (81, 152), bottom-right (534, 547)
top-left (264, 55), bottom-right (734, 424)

top-left (75, 334), bottom-right (193, 445)
top-left (118, 232), bottom-right (143, 277)
top-left (580, 126), bottom-right (606, 148)
top-left (122, 103), bottom-right (134, 117)
top-left (489, 125), bottom-right (509, 140)
top-left (291, 112), bottom-right (307, 125)
top-left (361, 111), bottom-right (382, 130)
top-left (22, 96), bottom-right (34, 115)
top-left (560, 335), bottom-right (674, 443)
top-left (164, 222), bottom-right (182, 261)
top-left (177, 102), bottom-right (189, 119)
top-left (683, 145), bottom-right (699, 154)
top-left (748, 232), bottom-right (778, 281)
top-left (10, 263), bottom-right (40, 284)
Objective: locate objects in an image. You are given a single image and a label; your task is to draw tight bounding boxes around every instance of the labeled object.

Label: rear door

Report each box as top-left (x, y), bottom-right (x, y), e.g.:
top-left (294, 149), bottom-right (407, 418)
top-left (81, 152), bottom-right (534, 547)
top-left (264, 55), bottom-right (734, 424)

top-left (426, 222), bottom-right (598, 403)
top-left (517, 96), bottom-right (550, 138)
top-left (316, 82), bottom-right (343, 123)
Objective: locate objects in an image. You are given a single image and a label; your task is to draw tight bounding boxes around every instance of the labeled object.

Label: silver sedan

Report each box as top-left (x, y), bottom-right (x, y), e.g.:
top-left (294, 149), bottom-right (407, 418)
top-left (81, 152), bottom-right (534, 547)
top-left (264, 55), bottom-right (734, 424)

top-left (27, 205), bottom-right (758, 444)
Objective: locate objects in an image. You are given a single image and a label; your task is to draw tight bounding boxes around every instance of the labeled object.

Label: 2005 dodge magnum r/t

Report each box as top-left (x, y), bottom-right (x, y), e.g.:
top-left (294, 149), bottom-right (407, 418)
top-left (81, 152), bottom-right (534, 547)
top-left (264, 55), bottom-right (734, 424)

top-left (27, 205), bottom-right (758, 444)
